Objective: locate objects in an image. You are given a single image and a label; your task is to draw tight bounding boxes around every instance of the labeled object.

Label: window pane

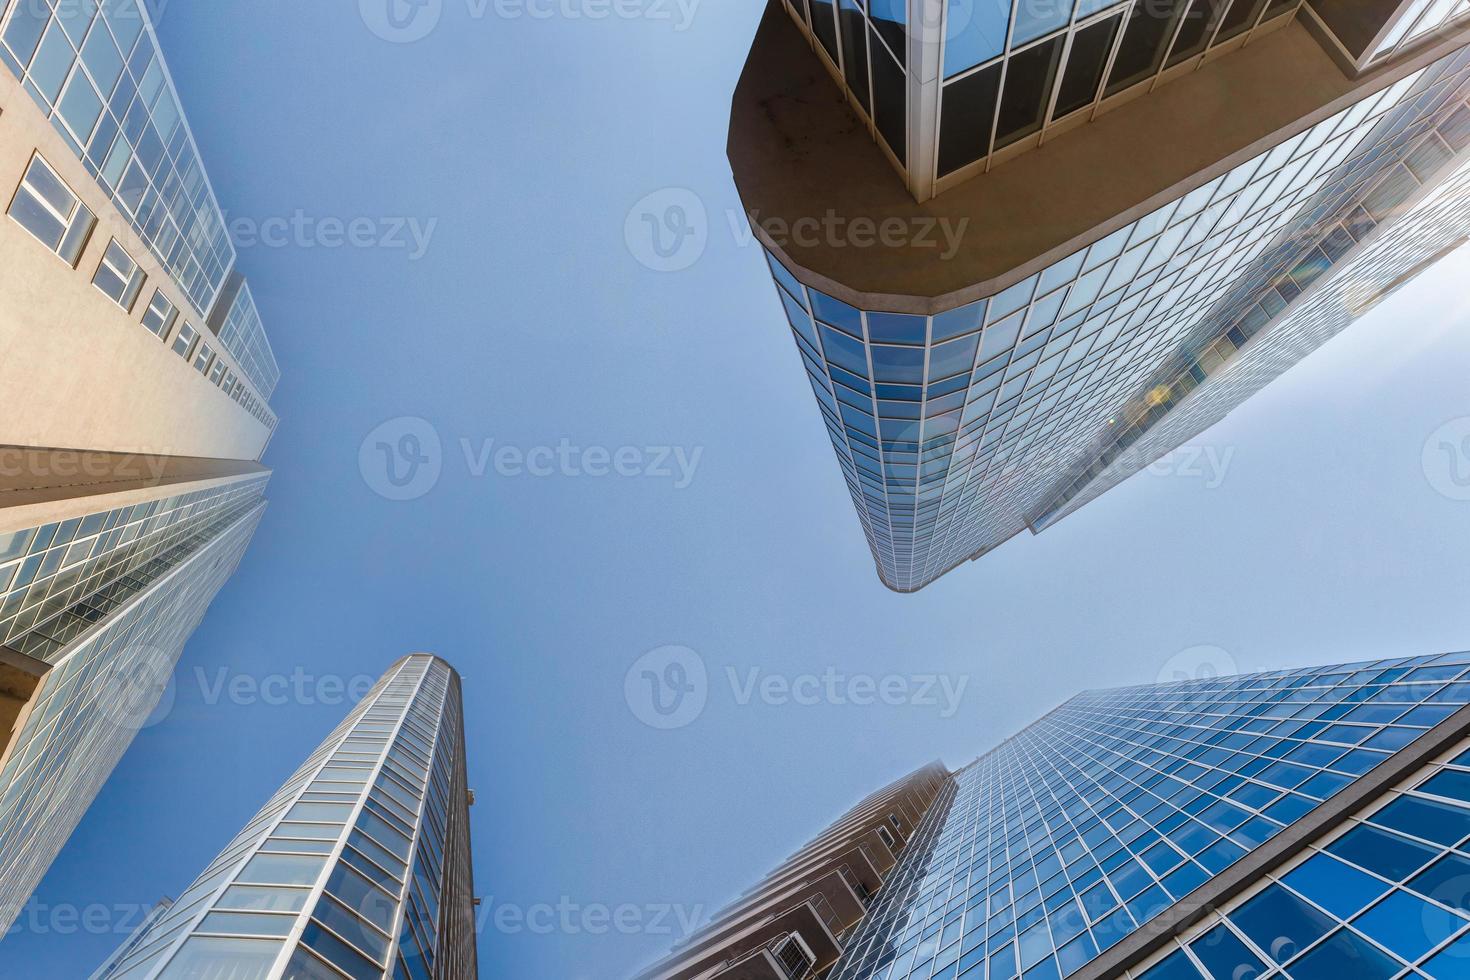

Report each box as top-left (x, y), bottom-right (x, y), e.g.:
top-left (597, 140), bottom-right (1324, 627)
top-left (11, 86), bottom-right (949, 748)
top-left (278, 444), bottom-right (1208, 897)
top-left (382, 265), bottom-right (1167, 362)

top-left (1015, 0), bottom-right (1077, 45)
top-left (10, 189), bottom-right (66, 248)
top-left (945, 0), bottom-right (1013, 76)
top-left (811, 0), bottom-right (841, 62)
top-left (1105, 0), bottom-right (1186, 95)
top-left (872, 31), bottom-right (907, 165)
top-left (1213, 0), bottom-right (1267, 41)
top-left (156, 936), bottom-right (283, 980)
top-left (1054, 13), bottom-right (1123, 117)
top-left (839, 0), bottom-right (871, 112)
top-left (1168, 0), bottom-right (1228, 63)
top-left (237, 852), bottom-right (327, 886)
top-left (995, 34), bottom-right (1065, 148)
top-left (939, 63), bottom-right (1002, 175)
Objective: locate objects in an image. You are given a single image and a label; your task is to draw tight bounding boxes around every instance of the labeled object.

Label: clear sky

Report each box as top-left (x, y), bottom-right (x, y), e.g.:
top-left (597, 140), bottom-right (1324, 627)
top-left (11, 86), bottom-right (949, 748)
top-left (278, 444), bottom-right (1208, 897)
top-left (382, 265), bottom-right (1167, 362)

top-left (4, 2), bottom-right (1470, 977)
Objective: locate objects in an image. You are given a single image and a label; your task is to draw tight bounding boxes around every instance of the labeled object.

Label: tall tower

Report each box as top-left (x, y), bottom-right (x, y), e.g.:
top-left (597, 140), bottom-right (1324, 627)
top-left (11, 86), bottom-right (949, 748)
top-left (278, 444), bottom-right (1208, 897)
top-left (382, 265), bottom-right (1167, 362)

top-left (634, 765), bottom-right (954, 980)
top-left (640, 650), bottom-right (1470, 979)
top-left (88, 655), bottom-right (479, 980)
top-left (0, 0), bottom-right (279, 928)
top-left (731, 0), bottom-right (1470, 590)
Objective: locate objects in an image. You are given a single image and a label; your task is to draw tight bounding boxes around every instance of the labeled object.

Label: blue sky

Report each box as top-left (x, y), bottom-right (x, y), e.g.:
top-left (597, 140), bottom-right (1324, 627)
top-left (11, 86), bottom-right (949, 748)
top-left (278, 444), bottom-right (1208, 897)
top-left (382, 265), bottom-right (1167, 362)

top-left (4, 1), bottom-right (1470, 977)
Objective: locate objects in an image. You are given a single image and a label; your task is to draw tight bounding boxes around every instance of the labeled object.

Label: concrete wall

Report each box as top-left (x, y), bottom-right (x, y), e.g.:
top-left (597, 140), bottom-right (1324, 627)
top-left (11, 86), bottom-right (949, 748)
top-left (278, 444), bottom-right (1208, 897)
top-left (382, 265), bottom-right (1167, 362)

top-left (0, 71), bottom-right (273, 462)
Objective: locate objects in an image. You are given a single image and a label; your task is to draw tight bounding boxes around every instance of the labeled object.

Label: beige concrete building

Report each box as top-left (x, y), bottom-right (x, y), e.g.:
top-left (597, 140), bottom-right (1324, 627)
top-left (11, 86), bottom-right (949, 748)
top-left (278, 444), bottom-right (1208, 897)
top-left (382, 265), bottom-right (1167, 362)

top-left (633, 764), bottom-right (952, 980)
top-left (734, 0), bottom-right (1470, 591)
top-left (0, 0), bottom-right (277, 931)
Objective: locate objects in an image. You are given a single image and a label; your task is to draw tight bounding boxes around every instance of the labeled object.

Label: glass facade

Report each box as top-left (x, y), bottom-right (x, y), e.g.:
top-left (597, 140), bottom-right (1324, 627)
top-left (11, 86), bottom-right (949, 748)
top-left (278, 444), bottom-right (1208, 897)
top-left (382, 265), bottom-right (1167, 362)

top-left (1034, 139), bottom-right (1470, 528)
top-left (93, 655), bottom-right (478, 980)
top-left (0, 502), bottom-right (266, 931)
top-left (1372, 0), bottom-right (1470, 62)
top-left (0, 476), bottom-right (271, 654)
top-left (0, 0), bottom-right (234, 317)
top-left (831, 651), bottom-right (1470, 980)
top-left (215, 281), bottom-right (282, 401)
top-left (766, 45), bottom-right (1470, 591)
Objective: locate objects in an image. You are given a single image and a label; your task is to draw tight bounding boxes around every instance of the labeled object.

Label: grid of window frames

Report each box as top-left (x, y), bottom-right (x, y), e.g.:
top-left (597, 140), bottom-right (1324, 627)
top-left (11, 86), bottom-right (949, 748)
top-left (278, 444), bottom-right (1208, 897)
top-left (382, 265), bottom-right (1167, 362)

top-left (0, 0), bottom-right (235, 315)
top-left (1371, 0), bottom-right (1470, 62)
top-left (829, 652), bottom-right (1470, 980)
top-left (97, 655), bottom-right (477, 980)
top-left (935, 0), bottom-right (1302, 178)
top-left (765, 47), bottom-right (1470, 591)
top-left (0, 508), bottom-right (264, 932)
top-left (1033, 144), bottom-right (1470, 529)
top-left (215, 281), bottom-right (282, 400)
top-left (1128, 736), bottom-right (1470, 979)
top-left (0, 475), bottom-right (270, 650)
top-left (782, 0), bottom-right (910, 168)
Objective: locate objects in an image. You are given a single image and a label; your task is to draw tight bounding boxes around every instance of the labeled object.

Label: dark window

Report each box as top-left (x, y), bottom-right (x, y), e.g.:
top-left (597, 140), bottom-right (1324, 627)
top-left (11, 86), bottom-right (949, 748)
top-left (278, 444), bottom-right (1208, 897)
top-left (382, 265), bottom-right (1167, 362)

top-left (811, 0), bottom-right (840, 63)
top-left (1213, 0), bottom-right (1267, 42)
top-left (870, 0), bottom-right (907, 66)
top-left (1167, 0), bottom-right (1228, 65)
top-left (939, 63), bottom-right (1002, 176)
top-left (872, 33), bottom-right (907, 165)
top-left (1054, 13), bottom-right (1123, 118)
top-left (839, 0), bottom-right (871, 112)
top-left (1106, 0), bottom-right (1187, 96)
top-left (996, 35), bottom-right (1066, 148)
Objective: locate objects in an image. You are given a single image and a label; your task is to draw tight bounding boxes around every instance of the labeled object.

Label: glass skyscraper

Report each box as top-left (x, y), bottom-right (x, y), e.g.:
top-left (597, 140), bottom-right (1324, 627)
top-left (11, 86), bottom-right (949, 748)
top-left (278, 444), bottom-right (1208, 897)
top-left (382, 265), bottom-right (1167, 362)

top-left (730, 0), bottom-right (1470, 591)
top-left (89, 655), bottom-right (478, 980)
top-left (0, 0), bottom-right (279, 934)
top-left (644, 651), bottom-right (1470, 980)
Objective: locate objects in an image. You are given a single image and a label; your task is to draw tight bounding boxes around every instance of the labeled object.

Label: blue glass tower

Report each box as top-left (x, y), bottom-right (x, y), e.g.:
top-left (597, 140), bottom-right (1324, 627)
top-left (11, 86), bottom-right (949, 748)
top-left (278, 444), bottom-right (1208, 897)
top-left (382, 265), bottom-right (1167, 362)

top-left (831, 652), bottom-right (1470, 980)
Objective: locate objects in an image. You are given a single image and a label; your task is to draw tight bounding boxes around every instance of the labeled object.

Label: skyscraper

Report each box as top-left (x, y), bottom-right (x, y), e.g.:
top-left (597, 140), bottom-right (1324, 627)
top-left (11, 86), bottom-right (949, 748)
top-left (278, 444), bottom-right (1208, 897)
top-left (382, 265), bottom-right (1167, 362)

top-left (0, 0), bottom-right (277, 930)
top-left (731, 0), bottom-right (1470, 590)
top-left (88, 654), bottom-right (479, 980)
top-left (634, 764), bottom-right (954, 980)
top-left (641, 650), bottom-right (1470, 980)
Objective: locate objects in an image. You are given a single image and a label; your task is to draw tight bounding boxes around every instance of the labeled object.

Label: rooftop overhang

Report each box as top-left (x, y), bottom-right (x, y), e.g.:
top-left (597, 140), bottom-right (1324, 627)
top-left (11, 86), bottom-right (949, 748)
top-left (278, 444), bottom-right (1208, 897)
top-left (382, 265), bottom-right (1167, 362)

top-left (728, 0), bottom-right (1470, 313)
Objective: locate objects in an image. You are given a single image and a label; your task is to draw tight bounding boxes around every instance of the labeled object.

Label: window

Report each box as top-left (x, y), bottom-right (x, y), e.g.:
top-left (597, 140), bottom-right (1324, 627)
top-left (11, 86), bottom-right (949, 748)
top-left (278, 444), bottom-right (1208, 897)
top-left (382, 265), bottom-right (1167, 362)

top-left (194, 342), bottom-right (215, 375)
top-left (8, 154), bottom-right (95, 265)
top-left (210, 359), bottom-right (227, 385)
top-left (172, 323), bottom-right (199, 360)
top-left (141, 290), bottom-right (177, 340)
top-left (223, 370), bottom-right (237, 393)
top-left (995, 35), bottom-right (1066, 148)
top-left (92, 239), bottom-right (146, 310)
top-left (1055, 13), bottom-right (1125, 119)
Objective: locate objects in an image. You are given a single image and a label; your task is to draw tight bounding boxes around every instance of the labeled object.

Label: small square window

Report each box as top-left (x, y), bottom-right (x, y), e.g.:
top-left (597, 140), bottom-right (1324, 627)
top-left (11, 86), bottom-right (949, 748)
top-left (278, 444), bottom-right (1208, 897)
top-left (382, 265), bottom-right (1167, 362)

top-left (8, 154), bottom-right (95, 265)
top-left (92, 238), bottom-right (146, 310)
